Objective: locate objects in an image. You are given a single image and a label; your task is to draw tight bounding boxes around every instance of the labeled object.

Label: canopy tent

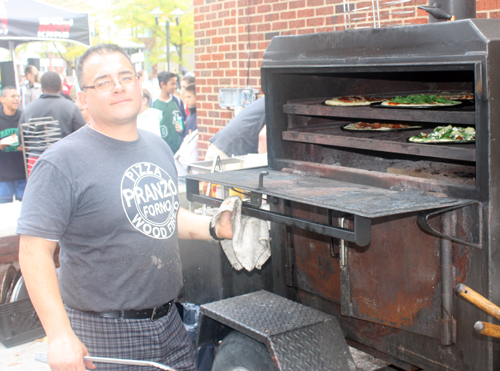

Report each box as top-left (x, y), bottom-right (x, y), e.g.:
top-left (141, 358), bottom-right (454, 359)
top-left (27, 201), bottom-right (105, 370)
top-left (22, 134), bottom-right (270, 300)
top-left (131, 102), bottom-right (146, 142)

top-left (0, 0), bottom-right (90, 89)
top-left (0, 0), bottom-right (90, 48)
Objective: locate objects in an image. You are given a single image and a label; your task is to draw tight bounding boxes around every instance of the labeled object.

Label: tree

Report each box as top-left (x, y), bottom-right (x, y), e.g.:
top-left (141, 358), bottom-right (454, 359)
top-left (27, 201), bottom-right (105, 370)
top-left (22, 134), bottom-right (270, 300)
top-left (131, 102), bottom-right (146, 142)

top-left (112, 0), bottom-right (194, 73)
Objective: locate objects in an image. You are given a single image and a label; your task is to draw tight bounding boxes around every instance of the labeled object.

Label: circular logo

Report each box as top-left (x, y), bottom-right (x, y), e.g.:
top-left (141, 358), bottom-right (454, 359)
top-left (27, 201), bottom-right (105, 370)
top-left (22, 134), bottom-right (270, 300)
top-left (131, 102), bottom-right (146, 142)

top-left (121, 162), bottom-right (179, 239)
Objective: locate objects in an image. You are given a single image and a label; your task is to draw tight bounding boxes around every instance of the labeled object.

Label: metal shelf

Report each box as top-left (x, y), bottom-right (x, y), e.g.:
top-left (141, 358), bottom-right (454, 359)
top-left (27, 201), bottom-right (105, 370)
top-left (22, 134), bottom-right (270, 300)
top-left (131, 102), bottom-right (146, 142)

top-left (282, 123), bottom-right (476, 162)
top-left (284, 98), bottom-right (476, 126)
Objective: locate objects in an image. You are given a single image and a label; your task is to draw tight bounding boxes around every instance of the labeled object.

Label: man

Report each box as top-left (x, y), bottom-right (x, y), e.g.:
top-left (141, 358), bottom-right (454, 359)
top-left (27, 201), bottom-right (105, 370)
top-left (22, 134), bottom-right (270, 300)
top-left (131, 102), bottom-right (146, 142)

top-left (17, 44), bottom-right (232, 371)
top-left (153, 71), bottom-right (186, 154)
top-left (20, 71), bottom-right (87, 139)
top-left (0, 87), bottom-right (24, 203)
top-left (205, 97), bottom-right (266, 160)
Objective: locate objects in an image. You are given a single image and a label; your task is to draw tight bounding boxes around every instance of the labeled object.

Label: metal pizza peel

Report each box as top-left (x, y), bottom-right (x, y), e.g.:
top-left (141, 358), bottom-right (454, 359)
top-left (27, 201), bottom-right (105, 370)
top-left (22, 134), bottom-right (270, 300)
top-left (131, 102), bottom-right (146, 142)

top-left (35, 352), bottom-right (176, 371)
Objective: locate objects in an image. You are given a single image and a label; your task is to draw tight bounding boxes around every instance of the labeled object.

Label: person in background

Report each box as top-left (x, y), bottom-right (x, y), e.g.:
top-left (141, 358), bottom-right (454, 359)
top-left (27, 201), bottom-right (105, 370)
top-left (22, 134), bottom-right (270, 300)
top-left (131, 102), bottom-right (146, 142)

top-left (20, 65), bottom-right (42, 109)
top-left (137, 88), bottom-right (162, 137)
top-left (205, 97), bottom-right (266, 160)
top-left (180, 75), bottom-right (195, 117)
top-left (0, 87), bottom-right (25, 203)
top-left (177, 83), bottom-right (196, 139)
top-left (20, 71), bottom-right (86, 140)
top-left (153, 71), bottom-right (186, 154)
top-left (20, 71), bottom-right (87, 173)
top-left (138, 70), bottom-right (159, 103)
top-left (17, 43), bottom-right (232, 371)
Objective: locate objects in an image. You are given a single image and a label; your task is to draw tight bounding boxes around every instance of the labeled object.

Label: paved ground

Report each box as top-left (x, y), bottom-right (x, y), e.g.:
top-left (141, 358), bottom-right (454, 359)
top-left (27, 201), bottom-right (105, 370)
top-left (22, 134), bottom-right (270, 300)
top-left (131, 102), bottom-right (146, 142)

top-left (1, 337), bottom-right (387, 371)
top-left (0, 337), bottom-right (49, 370)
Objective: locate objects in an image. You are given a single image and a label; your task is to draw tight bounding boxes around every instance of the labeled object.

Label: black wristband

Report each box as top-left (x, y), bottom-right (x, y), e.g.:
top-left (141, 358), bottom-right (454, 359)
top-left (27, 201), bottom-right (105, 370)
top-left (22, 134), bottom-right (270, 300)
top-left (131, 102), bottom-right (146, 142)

top-left (209, 224), bottom-right (224, 241)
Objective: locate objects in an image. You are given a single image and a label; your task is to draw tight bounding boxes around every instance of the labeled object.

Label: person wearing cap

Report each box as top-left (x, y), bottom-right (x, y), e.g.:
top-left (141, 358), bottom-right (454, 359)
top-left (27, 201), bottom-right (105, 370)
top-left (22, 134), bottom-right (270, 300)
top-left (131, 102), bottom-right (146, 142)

top-left (17, 44), bottom-right (233, 371)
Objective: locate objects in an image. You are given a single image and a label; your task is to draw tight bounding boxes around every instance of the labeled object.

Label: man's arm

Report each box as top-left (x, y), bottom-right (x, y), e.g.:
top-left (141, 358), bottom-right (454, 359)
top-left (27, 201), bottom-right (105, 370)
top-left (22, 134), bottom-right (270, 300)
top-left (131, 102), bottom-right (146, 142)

top-left (177, 207), bottom-right (232, 240)
top-left (19, 235), bottom-right (95, 371)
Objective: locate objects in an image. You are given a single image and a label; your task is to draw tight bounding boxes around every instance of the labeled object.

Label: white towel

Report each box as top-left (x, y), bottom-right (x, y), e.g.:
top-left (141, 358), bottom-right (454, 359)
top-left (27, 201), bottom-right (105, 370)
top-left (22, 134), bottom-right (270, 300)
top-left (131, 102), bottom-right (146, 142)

top-left (211, 196), bottom-right (271, 271)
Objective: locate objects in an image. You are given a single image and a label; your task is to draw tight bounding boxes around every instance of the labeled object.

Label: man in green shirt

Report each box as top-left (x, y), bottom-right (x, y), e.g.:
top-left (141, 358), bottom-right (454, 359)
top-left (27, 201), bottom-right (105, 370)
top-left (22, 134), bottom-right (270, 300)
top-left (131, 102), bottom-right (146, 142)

top-left (153, 72), bottom-right (186, 153)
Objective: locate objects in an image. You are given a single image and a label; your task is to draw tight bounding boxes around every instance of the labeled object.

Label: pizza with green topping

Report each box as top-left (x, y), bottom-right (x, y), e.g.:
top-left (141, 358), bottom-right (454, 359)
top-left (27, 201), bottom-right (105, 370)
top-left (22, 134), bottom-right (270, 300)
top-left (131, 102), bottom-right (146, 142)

top-left (409, 126), bottom-right (475, 143)
top-left (381, 94), bottom-right (461, 107)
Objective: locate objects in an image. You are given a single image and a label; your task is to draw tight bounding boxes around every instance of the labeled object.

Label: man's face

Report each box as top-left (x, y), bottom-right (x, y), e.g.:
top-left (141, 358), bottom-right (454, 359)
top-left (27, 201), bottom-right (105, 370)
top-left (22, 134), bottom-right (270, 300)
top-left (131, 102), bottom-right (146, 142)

top-left (184, 91), bottom-right (196, 108)
top-left (0, 89), bottom-right (20, 113)
top-left (77, 52), bottom-right (142, 127)
top-left (161, 77), bottom-right (177, 95)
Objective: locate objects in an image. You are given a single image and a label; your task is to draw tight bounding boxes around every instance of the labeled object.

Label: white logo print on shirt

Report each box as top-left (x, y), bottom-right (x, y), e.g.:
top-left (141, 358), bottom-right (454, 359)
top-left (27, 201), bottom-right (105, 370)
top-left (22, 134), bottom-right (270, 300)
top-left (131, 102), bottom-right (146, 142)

top-left (120, 162), bottom-right (179, 239)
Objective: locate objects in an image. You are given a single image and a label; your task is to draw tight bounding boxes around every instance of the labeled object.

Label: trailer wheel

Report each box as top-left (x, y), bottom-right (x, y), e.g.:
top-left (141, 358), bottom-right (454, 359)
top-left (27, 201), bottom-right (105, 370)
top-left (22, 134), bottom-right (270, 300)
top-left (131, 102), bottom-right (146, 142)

top-left (211, 331), bottom-right (274, 371)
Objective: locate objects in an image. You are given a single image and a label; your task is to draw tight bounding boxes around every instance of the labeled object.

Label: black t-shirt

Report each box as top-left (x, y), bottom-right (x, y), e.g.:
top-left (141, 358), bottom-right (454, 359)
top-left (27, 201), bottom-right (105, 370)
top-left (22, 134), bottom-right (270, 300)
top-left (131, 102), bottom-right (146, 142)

top-left (0, 107), bottom-right (24, 182)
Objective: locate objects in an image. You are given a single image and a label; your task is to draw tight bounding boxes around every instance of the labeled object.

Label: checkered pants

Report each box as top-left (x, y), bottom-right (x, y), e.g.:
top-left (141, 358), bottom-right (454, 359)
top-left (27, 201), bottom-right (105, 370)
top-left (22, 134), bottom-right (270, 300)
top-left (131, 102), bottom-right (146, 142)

top-left (66, 305), bottom-right (196, 371)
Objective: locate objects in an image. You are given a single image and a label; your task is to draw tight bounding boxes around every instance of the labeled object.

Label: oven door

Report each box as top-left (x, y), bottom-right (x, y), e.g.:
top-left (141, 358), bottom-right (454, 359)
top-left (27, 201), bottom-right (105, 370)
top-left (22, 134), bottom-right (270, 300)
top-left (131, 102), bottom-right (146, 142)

top-left (185, 167), bottom-right (479, 340)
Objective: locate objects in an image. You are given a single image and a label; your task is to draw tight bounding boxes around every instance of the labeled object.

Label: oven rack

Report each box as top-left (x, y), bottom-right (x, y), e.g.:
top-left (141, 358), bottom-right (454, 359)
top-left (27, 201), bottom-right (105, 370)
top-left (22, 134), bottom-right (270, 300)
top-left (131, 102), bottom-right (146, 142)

top-left (283, 98), bottom-right (475, 126)
top-left (282, 122), bottom-right (475, 162)
top-left (283, 98), bottom-right (476, 162)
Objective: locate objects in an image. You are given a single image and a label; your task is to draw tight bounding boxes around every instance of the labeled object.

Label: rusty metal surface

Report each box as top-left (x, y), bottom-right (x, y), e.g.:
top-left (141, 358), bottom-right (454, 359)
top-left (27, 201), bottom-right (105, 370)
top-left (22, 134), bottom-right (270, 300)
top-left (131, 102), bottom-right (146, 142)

top-left (290, 203), bottom-right (342, 303)
top-left (350, 214), bottom-right (442, 339)
top-left (186, 169), bottom-right (474, 218)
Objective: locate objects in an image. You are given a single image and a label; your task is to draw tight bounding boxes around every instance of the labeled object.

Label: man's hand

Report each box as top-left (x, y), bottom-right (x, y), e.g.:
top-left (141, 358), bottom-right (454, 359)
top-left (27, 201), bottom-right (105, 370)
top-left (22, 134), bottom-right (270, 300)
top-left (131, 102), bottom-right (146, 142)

top-left (175, 122), bottom-right (183, 133)
top-left (216, 210), bottom-right (233, 239)
top-left (0, 143), bottom-right (7, 151)
top-left (47, 332), bottom-right (95, 371)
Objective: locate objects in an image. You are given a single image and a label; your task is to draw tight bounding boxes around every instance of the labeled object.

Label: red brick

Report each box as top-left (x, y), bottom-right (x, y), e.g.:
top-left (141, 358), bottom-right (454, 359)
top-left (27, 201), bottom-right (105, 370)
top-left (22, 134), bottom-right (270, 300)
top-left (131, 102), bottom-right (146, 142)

top-left (258, 23), bottom-right (272, 32)
top-left (316, 6), bottom-right (334, 16)
top-left (307, 0), bottom-right (324, 6)
top-left (273, 2), bottom-right (288, 11)
top-left (218, 10), bottom-right (230, 18)
top-left (213, 70), bottom-right (224, 77)
top-left (212, 20), bottom-right (223, 28)
top-left (224, 1), bottom-right (236, 9)
top-left (225, 17), bottom-right (236, 26)
top-left (210, 3), bottom-right (223, 11)
top-left (199, 21), bottom-right (210, 30)
top-left (289, 19), bottom-right (305, 28)
top-left (272, 21), bottom-right (288, 30)
top-left (298, 8), bottom-right (315, 17)
top-left (307, 17), bottom-right (324, 27)
top-left (257, 4), bottom-right (272, 12)
top-left (281, 10), bottom-right (297, 20)
top-left (212, 37), bottom-right (224, 44)
top-left (289, 0), bottom-right (306, 9)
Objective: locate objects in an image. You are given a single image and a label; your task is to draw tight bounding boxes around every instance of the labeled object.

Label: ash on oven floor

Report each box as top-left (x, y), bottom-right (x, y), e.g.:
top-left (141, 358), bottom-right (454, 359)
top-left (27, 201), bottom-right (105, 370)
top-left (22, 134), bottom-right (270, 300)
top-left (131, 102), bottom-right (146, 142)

top-left (350, 346), bottom-right (389, 371)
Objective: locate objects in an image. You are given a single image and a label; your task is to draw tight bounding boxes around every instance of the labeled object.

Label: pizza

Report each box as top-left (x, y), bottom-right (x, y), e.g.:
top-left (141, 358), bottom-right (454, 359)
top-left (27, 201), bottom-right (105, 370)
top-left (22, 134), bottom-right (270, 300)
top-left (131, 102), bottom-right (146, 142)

top-left (437, 91), bottom-right (474, 101)
top-left (409, 126), bottom-right (475, 143)
top-left (343, 122), bottom-right (422, 131)
top-left (325, 96), bottom-right (385, 106)
top-left (381, 94), bottom-right (461, 107)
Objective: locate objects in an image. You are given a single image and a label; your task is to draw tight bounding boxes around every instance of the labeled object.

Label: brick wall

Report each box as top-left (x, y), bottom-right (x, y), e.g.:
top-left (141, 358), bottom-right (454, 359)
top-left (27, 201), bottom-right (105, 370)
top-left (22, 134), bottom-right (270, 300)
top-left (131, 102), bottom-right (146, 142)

top-left (194, 0), bottom-right (500, 159)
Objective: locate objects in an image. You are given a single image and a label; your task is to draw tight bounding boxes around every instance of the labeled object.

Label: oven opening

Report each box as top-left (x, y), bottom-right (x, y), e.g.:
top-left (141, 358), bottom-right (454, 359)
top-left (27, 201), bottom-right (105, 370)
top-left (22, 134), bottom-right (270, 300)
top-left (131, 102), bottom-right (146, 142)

top-left (280, 67), bottom-right (477, 187)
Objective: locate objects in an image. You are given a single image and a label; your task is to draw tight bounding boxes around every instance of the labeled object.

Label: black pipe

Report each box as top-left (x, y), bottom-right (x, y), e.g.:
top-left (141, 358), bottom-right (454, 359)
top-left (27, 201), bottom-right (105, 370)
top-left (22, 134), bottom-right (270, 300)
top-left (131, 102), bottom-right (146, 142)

top-left (428, 0), bottom-right (476, 23)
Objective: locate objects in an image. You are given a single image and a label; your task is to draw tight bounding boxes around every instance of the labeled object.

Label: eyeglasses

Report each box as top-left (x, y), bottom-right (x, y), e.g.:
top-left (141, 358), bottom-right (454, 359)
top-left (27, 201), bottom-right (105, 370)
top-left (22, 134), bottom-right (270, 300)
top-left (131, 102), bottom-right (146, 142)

top-left (82, 74), bottom-right (140, 93)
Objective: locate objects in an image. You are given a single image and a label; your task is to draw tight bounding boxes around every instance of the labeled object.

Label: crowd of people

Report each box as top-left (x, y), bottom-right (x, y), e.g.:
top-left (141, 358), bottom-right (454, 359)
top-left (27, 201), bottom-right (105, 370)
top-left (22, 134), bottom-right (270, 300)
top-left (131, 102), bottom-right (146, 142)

top-left (0, 62), bottom-right (199, 204)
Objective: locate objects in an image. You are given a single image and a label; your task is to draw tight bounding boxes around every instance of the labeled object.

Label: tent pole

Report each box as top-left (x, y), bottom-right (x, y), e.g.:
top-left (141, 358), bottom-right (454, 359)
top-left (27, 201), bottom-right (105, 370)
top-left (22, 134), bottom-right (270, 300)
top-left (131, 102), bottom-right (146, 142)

top-left (10, 41), bottom-right (19, 92)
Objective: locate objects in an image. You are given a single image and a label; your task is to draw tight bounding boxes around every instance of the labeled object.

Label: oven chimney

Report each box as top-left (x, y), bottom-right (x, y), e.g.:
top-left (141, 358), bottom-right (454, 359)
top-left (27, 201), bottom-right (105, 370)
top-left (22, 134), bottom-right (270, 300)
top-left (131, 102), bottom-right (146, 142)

top-left (428, 0), bottom-right (476, 23)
